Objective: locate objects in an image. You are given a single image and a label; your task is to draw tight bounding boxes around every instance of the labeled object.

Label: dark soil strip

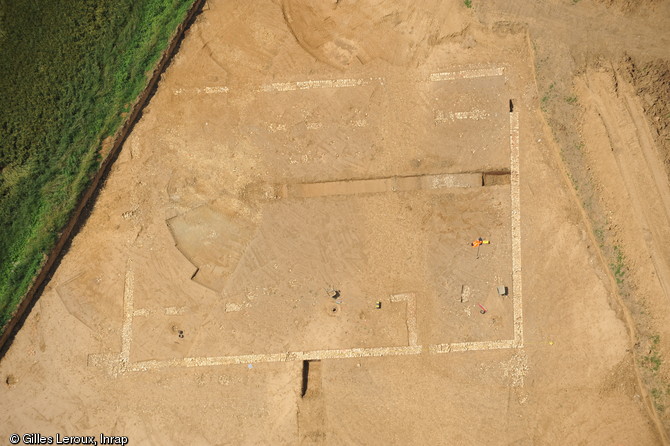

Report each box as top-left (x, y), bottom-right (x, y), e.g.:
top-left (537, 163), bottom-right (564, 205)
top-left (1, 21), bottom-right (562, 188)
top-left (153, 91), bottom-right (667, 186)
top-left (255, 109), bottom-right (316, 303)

top-left (0, 0), bottom-right (207, 359)
top-left (301, 360), bottom-right (322, 398)
top-left (301, 360), bottom-right (311, 397)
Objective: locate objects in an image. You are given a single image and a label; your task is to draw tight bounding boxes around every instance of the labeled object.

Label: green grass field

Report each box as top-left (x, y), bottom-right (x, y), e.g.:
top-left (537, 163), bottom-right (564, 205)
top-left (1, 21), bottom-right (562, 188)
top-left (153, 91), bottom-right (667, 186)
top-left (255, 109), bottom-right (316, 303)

top-left (0, 0), bottom-right (195, 333)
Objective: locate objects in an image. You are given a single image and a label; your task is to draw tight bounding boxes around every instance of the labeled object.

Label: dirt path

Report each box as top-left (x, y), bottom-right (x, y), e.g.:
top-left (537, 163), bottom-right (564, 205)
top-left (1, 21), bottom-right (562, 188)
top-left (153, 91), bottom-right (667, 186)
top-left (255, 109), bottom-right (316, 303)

top-left (576, 65), bottom-right (670, 436)
top-left (480, 0), bottom-right (670, 60)
top-left (582, 67), bottom-right (670, 301)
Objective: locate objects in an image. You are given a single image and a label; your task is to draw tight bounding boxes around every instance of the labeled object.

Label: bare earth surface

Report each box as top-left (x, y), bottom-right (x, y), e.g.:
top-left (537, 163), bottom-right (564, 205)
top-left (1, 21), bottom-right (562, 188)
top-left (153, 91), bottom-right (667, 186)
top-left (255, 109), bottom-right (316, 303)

top-left (2, 0), bottom-right (670, 444)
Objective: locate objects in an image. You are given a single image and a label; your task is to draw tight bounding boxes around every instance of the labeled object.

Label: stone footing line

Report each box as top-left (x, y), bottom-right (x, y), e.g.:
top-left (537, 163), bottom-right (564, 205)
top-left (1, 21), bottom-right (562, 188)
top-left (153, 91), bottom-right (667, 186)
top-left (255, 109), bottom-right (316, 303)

top-left (127, 346), bottom-right (423, 372)
top-left (430, 67), bottom-right (505, 82)
top-left (132, 306), bottom-right (189, 317)
top-left (126, 339), bottom-right (519, 372)
top-left (258, 77), bottom-right (385, 92)
top-left (434, 110), bottom-right (490, 122)
top-left (171, 66), bottom-right (504, 96)
top-left (173, 86), bottom-right (229, 95)
top-left (510, 111), bottom-right (524, 348)
top-left (429, 339), bottom-right (515, 354)
top-left (390, 293), bottom-right (418, 346)
top-left (100, 337), bottom-right (521, 374)
top-left (120, 263), bottom-right (135, 364)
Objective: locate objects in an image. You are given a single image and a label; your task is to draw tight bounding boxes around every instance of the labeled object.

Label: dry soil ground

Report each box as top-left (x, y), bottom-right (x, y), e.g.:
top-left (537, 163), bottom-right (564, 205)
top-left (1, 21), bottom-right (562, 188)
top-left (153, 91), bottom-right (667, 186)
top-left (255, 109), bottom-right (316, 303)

top-left (2, 0), bottom-right (670, 444)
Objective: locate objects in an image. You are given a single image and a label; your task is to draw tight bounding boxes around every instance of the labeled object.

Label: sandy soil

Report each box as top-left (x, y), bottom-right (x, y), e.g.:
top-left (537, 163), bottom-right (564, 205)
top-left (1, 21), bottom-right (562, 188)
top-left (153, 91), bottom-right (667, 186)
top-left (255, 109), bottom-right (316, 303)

top-left (479, 0), bottom-right (670, 434)
top-left (1, 0), bottom-right (669, 444)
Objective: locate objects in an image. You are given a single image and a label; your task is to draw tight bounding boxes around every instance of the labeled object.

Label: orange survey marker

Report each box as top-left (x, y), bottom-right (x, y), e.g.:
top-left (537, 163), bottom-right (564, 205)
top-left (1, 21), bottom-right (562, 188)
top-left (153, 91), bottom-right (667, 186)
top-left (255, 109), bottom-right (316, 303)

top-left (471, 237), bottom-right (490, 247)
